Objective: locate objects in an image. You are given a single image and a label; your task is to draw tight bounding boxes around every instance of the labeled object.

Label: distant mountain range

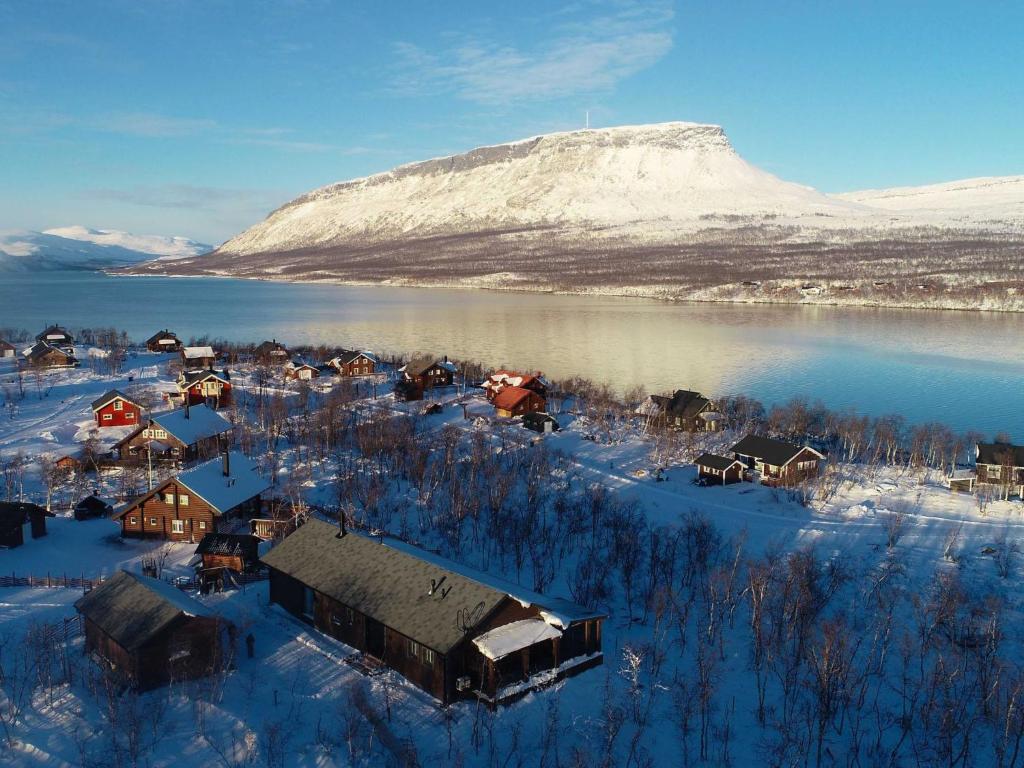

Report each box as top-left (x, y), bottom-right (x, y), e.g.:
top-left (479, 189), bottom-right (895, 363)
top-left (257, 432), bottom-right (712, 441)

top-left (116, 122), bottom-right (1024, 310)
top-left (0, 226), bottom-right (209, 272)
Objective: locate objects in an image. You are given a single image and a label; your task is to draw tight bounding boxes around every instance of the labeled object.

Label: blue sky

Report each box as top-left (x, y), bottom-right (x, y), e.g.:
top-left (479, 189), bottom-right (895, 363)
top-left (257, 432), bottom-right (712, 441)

top-left (1, 0), bottom-right (1021, 244)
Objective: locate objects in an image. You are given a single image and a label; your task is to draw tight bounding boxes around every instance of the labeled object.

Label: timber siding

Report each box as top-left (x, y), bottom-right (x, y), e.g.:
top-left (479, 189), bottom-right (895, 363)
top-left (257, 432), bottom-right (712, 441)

top-left (119, 479), bottom-right (221, 542)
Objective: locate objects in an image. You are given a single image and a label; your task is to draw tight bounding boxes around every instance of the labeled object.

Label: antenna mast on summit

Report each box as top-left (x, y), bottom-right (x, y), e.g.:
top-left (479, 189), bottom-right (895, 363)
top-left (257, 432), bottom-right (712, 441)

top-left (585, 111), bottom-right (590, 129)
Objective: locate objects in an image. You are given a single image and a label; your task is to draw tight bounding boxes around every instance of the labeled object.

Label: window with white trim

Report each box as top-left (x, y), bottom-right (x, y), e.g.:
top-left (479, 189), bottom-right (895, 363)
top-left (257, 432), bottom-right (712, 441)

top-left (164, 493), bottom-right (175, 505)
top-left (408, 639), bottom-right (421, 658)
top-left (125, 412), bottom-right (134, 419)
top-left (199, 520), bottom-right (206, 529)
top-left (129, 516), bottom-right (137, 525)
top-left (114, 401), bottom-right (123, 411)
top-left (149, 517), bottom-right (157, 526)
top-left (179, 494), bottom-right (189, 506)
top-left (103, 413), bottom-right (112, 420)
top-left (171, 520), bottom-right (184, 534)
top-left (422, 647), bottom-right (435, 665)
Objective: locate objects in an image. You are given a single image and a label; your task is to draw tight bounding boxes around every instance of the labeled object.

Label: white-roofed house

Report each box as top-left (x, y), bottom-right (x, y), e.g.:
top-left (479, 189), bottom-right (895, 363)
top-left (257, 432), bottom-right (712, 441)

top-left (180, 345), bottom-right (217, 369)
top-left (114, 451), bottom-right (270, 542)
top-left (112, 402), bottom-right (232, 465)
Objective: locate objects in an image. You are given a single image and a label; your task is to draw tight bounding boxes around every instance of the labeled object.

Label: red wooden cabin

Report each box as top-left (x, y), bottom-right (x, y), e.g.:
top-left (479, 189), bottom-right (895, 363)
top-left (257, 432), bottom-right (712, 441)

top-left (92, 390), bottom-right (144, 428)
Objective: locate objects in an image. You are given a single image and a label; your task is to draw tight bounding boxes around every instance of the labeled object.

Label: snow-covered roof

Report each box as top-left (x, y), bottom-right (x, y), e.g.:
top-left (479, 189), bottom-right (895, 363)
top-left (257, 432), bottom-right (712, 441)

top-left (182, 346), bottom-right (215, 359)
top-left (152, 404), bottom-right (231, 445)
top-left (177, 452), bottom-right (270, 514)
top-left (472, 619), bottom-right (562, 661)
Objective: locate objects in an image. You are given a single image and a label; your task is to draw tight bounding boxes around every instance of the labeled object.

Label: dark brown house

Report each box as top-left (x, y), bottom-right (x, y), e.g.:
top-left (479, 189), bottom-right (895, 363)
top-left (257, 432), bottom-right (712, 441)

top-left (23, 341), bottom-right (78, 368)
top-left (976, 442), bottom-right (1024, 499)
top-left (75, 570), bottom-right (229, 690)
top-left (401, 357), bottom-right (457, 390)
top-left (146, 329), bottom-right (182, 353)
top-left (181, 346), bottom-right (217, 369)
top-left (643, 390), bottom-right (721, 431)
top-left (254, 339), bottom-right (289, 365)
top-left (328, 351), bottom-right (376, 377)
top-left (0, 502), bottom-right (48, 547)
top-left (36, 325), bottom-right (74, 348)
top-left (0, 339), bottom-right (15, 359)
top-left (695, 453), bottom-right (744, 485)
top-left (114, 451), bottom-right (270, 542)
top-left (74, 494), bottom-right (113, 520)
top-left (284, 360), bottom-right (320, 381)
top-left (195, 532), bottom-right (261, 574)
top-left (112, 402), bottom-right (232, 464)
top-left (262, 518), bottom-right (604, 705)
top-left (730, 434), bottom-right (824, 487)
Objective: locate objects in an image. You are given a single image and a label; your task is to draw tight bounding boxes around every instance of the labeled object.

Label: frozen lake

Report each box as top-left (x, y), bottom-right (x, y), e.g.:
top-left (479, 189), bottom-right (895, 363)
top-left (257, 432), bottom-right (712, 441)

top-left (2, 271), bottom-right (1022, 437)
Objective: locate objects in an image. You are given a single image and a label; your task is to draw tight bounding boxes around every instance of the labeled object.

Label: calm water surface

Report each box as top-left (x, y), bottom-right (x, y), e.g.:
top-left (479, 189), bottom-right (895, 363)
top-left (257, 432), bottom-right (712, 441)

top-left (2, 272), bottom-right (1022, 437)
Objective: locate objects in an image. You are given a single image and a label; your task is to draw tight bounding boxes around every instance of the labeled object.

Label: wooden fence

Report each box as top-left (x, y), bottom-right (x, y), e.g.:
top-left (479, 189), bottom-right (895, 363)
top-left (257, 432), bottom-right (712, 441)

top-left (0, 569), bottom-right (267, 592)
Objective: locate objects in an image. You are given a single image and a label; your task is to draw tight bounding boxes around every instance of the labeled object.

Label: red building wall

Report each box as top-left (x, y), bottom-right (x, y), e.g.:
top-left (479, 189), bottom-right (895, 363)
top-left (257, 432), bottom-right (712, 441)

top-left (94, 400), bottom-right (141, 428)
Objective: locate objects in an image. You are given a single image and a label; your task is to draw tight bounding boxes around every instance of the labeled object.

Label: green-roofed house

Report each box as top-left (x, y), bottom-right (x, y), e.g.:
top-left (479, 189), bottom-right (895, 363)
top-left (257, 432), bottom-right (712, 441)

top-left (261, 518), bottom-right (605, 705)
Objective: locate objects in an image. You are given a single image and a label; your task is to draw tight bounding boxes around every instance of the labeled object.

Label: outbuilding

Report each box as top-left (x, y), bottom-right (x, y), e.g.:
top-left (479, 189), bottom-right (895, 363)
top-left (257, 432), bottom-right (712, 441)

top-left (695, 453), bottom-right (744, 485)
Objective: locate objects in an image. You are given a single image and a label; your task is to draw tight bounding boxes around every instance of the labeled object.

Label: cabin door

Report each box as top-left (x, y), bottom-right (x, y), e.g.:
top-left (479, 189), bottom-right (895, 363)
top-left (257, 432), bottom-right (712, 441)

top-left (365, 618), bottom-right (386, 660)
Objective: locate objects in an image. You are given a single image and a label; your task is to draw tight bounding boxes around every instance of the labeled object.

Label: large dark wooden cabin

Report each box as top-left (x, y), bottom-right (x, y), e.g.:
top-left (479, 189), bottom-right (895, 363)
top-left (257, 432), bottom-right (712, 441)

top-left (146, 329), bottom-right (182, 353)
top-left (112, 402), bottom-right (231, 465)
top-left (328, 351), bottom-right (377, 377)
top-left (36, 325), bottom-right (74, 348)
top-left (180, 346), bottom-right (217, 369)
top-left (730, 434), bottom-right (824, 487)
top-left (23, 341), bottom-right (78, 368)
top-left (114, 451), bottom-right (269, 542)
top-left (643, 389), bottom-right (721, 431)
top-left (262, 518), bottom-right (604, 705)
top-left (254, 339), bottom-right (289, 365)
top-left (401, 357), bottom-right (456, 390)
top-left (976, 442), bottom-right (1024, 498)
top-left (75, 570), bottom-right (229, 690)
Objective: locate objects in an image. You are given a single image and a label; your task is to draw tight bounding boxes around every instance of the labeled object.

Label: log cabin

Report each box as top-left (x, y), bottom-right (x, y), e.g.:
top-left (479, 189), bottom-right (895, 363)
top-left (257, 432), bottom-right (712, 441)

top-left (23, 341), bottom-right (78, 368)
top-left (327, 351), bottom-right (377, 377)
top-left (284, 360), bottom-right (320, 381)
top-left (36, 325), bottom-right (74, 349)
top-left (730, 434), bottom-right (824, 487)
top-left (195, 532), bottom-right (261, 574)
top-left (400, 357), bottom-right (457, 390)
top-left (181, 346), bottom-right (217, 369)
top-left (976, 442), bottom-right (1024, 499)
top-left (91, 390), bottom-right (144, 428)
top-left (75, 570), bottom-right (230, 690)
top-left (145, 329), bottom-right (182, 353)
top-left (176, 369), bottom-right (232, 408)
top-left (112, 402), bottom-right (231, 465)
top-left (114, 451), bottom-right (269, 542)
top-left (254, 339), bottom-right (289, 365)
top-left (482, 370), bottom-right (548, 402)
top-left (522, 412), bottom-right (560, 434)
top-left (0, 339), bottom-right (15, 358)
top-left (74, 494), bottom-right (114, 520)
top-left (695, 453), bottom-right (744, 485)
top-left (0, 502), bottom-right (48, 547)
top-left (491, 386), bottom-right (546, 418)
top-left (641, 390), bottom-right (721, 431)
top-left (262, 518), bottom-right (604, 706)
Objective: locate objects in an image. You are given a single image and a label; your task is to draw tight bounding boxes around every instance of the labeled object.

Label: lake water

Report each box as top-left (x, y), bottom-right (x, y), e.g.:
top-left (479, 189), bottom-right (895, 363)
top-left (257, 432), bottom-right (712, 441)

top-left (2, 271), bottom-right (1022, 437)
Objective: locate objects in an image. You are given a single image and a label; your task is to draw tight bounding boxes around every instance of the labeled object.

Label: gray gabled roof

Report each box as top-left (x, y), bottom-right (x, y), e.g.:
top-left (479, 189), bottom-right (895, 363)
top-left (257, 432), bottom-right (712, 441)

top-left (651, 390), bottom-right (713, 419)
top-left (730, 434), bottom-right (821, 467)
top-left (90, 389), bottom-right (142, 412)
top-left (402, 357), bottom-right (442, 377)
top-left (74, 570), bottom-right (214, 651)
top-left (695, 453), bottom-right (743, 471)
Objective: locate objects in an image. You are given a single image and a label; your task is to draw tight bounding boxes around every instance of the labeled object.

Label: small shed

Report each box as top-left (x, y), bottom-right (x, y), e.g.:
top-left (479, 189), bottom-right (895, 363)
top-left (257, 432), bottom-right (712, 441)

top-left (0, 502), bottom-right (48, 547)
top-left (74, 494), bottom-right (114, 520)
top-left (195, 533), bottom-right (261, 574)
top-left (0, 339), bottom-right (15, 358)
top-left (75, 570), bottom-right (230, 690)
top-left (695, 453), bottom-right (744, 485)
top-left (523, 412), bottom-right (560, 434)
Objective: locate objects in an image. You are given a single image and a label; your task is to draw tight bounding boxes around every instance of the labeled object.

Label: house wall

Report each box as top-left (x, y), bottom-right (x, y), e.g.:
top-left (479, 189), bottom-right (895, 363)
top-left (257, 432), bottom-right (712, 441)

top-left (135, 616), bottom-right (225, 690)
top-left (335, 357), bottom-right (375, 377)
top-left (95, 400), bottom-right (141, 428)
top-left (120, 481), bottom-right (259, 541)
top-left (408, 365), bottom-right (453, 390)
top-left (83, 617), bottom-right (138, 681)
top-left (495, 391), bottom-right (546, 418)
top-left (698, 463), bottom-right (742, 485)
top-left (118, 423), bottom-right (223, 464)
top-left (978, 464), bottom-right (1024, 488)
top-left (182, 381), bottom-right (231, 408)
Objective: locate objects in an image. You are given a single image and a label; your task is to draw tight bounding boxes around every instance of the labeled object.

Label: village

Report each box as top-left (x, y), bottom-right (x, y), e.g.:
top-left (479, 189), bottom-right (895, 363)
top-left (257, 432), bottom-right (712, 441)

top-left (1, 323), bottom-right (1023, 767)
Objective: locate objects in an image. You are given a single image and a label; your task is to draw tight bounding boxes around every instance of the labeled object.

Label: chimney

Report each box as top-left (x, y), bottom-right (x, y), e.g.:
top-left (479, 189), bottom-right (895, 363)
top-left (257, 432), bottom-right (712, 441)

top-left (336, 509), bottom-right (346, 538)
top-left (222, 450), bottom-right (230, 478)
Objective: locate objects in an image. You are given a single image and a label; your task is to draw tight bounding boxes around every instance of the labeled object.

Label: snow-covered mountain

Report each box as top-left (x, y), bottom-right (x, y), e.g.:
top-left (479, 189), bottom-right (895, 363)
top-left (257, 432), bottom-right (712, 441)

top-left (0, 227), bottom-right (209, 272)
top-left (832, 176), bottom-right (1024, 226)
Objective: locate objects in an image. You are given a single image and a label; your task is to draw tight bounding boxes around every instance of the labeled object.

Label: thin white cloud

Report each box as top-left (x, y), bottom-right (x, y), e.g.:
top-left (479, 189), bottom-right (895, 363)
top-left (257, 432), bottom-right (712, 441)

top-left (93, 112), bottom-right (219, 138)
top-left (85, 184), bottom-right (283, 212)
top-left (391, 0), bottom-right (673, 104)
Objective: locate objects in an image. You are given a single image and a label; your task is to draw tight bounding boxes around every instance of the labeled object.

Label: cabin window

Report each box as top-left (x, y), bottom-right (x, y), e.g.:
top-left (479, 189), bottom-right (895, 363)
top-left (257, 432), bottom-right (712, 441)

top-left (179, 495), bottom-right (189, 506)
top-left (198, 520), bottom-right (206, 529)
top-left (102, 413), bottom-right (112, 420)
top-left (988, 466), bottom-right (1002, 479)
top-left (346, 607), bottom-right (355, 625)
top-left (408, 640), bottom-right (421, 658)
top-left (125, 412), bottom-right (134, 420)
top-left (164, 493), bottom-right (175, 505)
top-left (129, 517), bottom-right (137, 525)
top-left (149, 517), bottom-right (157, 526)
top-left (422, 647), bottom-right (435, 665)
top-left (113, 401), bottom-right (123, 411)
top-left (171, 520), bottom-right (184, 534)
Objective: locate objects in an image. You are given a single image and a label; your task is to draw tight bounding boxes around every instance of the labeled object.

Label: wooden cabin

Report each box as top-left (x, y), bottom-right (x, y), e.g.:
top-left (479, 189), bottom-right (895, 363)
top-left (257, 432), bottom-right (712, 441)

top-left (176, 369), bottom-right (232, 408)
top-left (23, 341), bottom-right (78, 368)
top-left (262, 518), bottom-right (604, 705)
top-left (92, 390), bottom-right (144, 428)
top-left (0, 502), bottom-right (48, 547)
top-left (523, 412), bottom-right (559, 434)
top-left (195, 533), bottom-right (261, 574)
top-left (284, 360), bottom-right (320, 381)
top-left (730, 435), bottom-right (824, 487)
top-left (0, 339), bottom-right (15, 359)
top-left (146, 329), bottom-right (182, 353)
top-left (401, 357), bottom-right (457, 390)
top-left (695, 453), bottom-right (744, 485)
top-left (327, 351), bottom-right (377, 377)
top-left (492, 386), bottom-right (546, 418)
top-left (394, 380), bottom-right (424, 402)
top-left (482, 371), bottom-right (549, 402)
top-left (254, 340), bottom-right (289, 365)
top-left (36, 325), bottom-right (74, 348)
top-left (641, 390), bottom-right (721, 432)
top-left (180, 346), bottom-right (217, 369)
top-left (114, 451), bottom-right (269, 542)
top-left (976, 442), bottom-right (1024, 498)
top-left (75, 570), bottom-right (229, 690)
top-left (112, 402), bottom-right (231, 465)
top-left (74, 494), bottom-right (113, 520)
